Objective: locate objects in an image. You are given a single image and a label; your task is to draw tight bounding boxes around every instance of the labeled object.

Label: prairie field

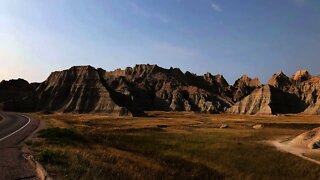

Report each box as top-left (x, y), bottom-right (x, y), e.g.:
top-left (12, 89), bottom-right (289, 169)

top-left (27, 112), bottom-right (320, 180)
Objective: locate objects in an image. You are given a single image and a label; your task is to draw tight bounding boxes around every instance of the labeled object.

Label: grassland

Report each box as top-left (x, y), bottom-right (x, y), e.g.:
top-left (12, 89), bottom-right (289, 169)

top-left (27, 112), bottom-right (320, 180)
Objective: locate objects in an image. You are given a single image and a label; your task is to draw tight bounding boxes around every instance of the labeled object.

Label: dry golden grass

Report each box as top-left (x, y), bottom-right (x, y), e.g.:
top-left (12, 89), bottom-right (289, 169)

top-left (27, 112), bottom-right (320, 180)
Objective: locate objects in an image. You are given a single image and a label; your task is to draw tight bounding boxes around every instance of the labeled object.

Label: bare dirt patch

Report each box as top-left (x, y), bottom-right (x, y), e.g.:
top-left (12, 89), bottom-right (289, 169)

top-left (269, 127), bottom-right (320, 165)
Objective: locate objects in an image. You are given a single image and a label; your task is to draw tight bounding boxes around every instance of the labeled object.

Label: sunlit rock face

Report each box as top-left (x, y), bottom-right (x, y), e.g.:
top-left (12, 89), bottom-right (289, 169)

top-left (291, 69), bottom-right (311, 82)
top-left (228, 70), bottom-right (320, 115)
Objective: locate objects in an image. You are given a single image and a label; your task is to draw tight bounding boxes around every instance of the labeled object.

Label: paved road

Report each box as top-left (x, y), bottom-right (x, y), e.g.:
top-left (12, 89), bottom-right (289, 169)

top-left (0, 112), bottom-right (39, 180)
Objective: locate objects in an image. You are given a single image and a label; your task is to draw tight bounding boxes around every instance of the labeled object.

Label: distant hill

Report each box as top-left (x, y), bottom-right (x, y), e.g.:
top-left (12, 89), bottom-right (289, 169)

top-left (1, 65), bottom-right (319, 116)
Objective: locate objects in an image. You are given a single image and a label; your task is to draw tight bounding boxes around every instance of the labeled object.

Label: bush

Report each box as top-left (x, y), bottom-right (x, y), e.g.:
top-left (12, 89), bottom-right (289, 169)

top-left (36, 149), bottom-right (68, 165)
top-left (39, 127), bottom-right (84, 144)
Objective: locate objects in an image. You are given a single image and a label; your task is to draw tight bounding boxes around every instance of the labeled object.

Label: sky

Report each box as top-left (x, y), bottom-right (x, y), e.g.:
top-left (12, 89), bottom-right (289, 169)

top-left (0, 0), bottom-right (320, 84)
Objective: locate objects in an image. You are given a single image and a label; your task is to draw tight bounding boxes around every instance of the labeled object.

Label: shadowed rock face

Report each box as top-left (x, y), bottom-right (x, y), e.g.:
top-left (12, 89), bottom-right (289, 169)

top-left (3, 65), bottom-right (233, 115)
top-left (227, 85), bottom-right (306, 115)
top-left (34, 66), bottom-right (122, 113)
top-left (285, 70), bottom-right (320, 114)
top-left (228, 70), bottom-right (320, 115)
top-left (232, 75), bottom-right (261, 102)
top-left (0, 79), bottom-right (34, 103)
top-left (103, 64), bottom-right (233, 113)
top-left (268, 72), bottom-right (292, 90)
top-left (296, 75), bottom-right (320, 115)
top-left (1, 66), bottom-right (320, 115)
top-left (3, 66), bottom-right (144, 116)
top-left (269, 86), bottom-right (307, 114)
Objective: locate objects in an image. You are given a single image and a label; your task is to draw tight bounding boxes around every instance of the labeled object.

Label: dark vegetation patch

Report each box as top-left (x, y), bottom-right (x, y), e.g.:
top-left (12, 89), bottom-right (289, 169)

top-left (41, 110), bottom-right (54, 114)
top-left (113, 127), bottom-right (165, 133)
top-left (261, 123), bottom-right (320, 130)
top-left (157, 156), bottom-right (224, 179)
top-left (36, 149), bottom-right (68, 165)
top-left (39, 127), bottom-right (85, 144)
top-left (157, 124), bottom-right (169, 128)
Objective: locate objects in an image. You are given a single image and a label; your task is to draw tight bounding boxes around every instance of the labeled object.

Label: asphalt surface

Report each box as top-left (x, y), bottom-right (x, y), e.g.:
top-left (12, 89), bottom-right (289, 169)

top-left (0, 112), bottom-right (39, 180)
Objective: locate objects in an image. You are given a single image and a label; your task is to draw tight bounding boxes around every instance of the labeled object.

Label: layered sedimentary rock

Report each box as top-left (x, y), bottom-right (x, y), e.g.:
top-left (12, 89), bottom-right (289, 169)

top-left (227, 84), bottom-right (306, 115)
top-left (286, 70), bottom-right (320, 114)
top-left (102, 64), bottom-right (233, 113)
top-left (34, 66), bottom-right (122, 113)
top-left (169, 86), bottom-right (232, 113)
top-left (4, 66), bottom-right (143, 116)
top-left (228, 70), bottom-right (319, 115)
top-left (304, 96), bottom-right (320, 115)
top-left (227, 85), bottom-right (272, 114)
top-left (268, 72), bottom-right (292, 90)
top-left (232, 75), bottom-right (261, 102)
top-left (3, 65), bottom-right (233, 115)
top-left (294, 74), bottom-right (320, 115)
top-left (1, 65), bottom-right (320, 115)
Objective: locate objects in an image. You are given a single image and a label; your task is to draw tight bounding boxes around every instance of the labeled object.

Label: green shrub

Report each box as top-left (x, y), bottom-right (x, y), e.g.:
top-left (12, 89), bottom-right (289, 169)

top-left (39, 127), bottom-right (84, 144)
top-left (36, 149), bottom-right (68, 165)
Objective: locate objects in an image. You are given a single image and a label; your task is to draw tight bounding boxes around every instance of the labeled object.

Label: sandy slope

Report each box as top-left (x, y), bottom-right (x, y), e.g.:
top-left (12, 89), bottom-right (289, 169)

top-left (269, 128), bottom-right (320, 165)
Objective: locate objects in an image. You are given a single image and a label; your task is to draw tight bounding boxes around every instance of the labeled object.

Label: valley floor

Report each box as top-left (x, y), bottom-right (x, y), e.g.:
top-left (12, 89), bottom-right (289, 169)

top-left (26, 112), bottom-right (320, 179)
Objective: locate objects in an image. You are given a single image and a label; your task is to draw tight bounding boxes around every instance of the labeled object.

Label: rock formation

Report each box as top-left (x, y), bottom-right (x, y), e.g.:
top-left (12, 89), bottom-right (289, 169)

top-left (102, 64), bottom-right (233, 113)
top-left (291, 69), bottom-right (311, 82)
top-left (304, 97), bottom-right (320, 115)
top-left (34, 66), bottom-right (123, 113)
top-left (232, 75), bottom-right (261, 101)
top-left (0, 79), bottom-right (34, 105)
top-left (228, 70), bottom-right (319, 115)
top-left (227, 85), bottom-right (273, 114)
top-left (268, 72), bottom-right (292, 90)
top-left (1, 65), bottom-right (320, 116)
top-left (3, 65), bottom-right (233, 115)
top-left (4, 66), bottom-right (144, 116)
top-left (295, 75), bottom-right (320, 115)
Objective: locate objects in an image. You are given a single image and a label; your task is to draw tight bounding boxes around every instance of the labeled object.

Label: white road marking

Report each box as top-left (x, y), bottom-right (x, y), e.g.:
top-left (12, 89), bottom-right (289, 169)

top-left (0, 113), bottom-right (31, 142)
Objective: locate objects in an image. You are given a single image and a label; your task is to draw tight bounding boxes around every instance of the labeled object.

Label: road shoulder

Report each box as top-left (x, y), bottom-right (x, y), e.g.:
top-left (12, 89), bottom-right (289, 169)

top-left (0, 112), bottom-right (40, 180)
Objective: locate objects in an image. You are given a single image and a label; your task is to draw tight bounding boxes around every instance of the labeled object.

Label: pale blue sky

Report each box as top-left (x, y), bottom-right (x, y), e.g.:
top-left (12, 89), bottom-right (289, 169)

top-left (0, 0), bottom-right (319, 84)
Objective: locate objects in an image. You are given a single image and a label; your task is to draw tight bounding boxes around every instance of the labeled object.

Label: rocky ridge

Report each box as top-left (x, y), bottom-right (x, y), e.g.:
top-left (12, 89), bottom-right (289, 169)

top-left (229, 70), bottom-right (320, 115)
top-left (1, 65), bottom-right (320, 115)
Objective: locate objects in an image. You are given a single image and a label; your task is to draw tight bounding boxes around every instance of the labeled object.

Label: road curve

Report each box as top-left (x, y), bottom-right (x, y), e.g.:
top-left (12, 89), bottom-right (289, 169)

top-left (0, 113), bottom-right (30, 142)
top-left (0, 112), bottom-right (39, 180)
